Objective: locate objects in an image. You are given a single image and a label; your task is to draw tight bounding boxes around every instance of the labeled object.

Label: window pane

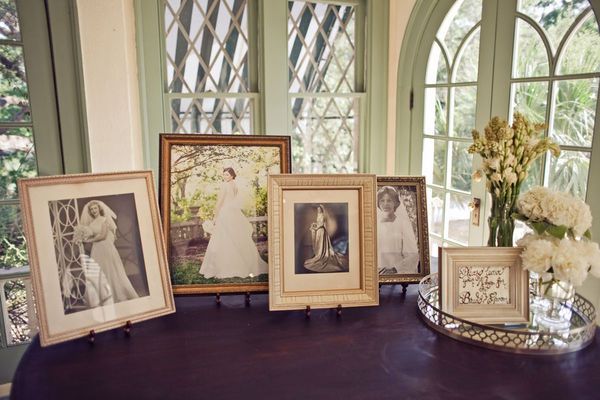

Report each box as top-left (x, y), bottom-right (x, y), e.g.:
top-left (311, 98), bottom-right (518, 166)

top-left (449, 141), bottom-right (472, 192)
top-left (558, 12), bottom-right (600, 75)
top-left (451, 86), bottom-right (477, 138)
top-left (0, 44), bottom-right (31, 123)
top-left (425, 41), bottom-right (448, 84)
top-left (0, 0), bottom-right (21, 41)
top-left (513, 18), bottom-right (550, 78)
top-left (547, 150), bottom-right (590, 199)
top-left (0, 205), bottom-right (27, 270)
top-left (290, 96), bottom-right (358, 172)
top-left (424, 88), bottom-right (447, 136)
top-left (0, 127), bottom-right (37, 199)
top-left (164, 0), bottom-right (249, 93)
top-left (422, 138), bottom-right (446, 187)
top-left (288, 1), bottom-right (355, 93)
top-left (518, 0), bottom-right (589, 53)
top-left (436, 0), bottom-right (482, 63)
top-left (454, 27), bottom-right (480, 83)
top-left (427, 187), bottom-right (444, 236)
top-left (170, 97), bottom-right (253, 134)
top-left (551, 78), bottom-right (598, 147)
top-left (429, 236), bottom-right (442, 273)
top-left (3, 278), bottom-right (32, 345)
top-left (520, 156), bottom-right (543, 193)
top-left (446, 192), bottom-right (470, 244)
top-left (511, 81), bottom-right (548, 124)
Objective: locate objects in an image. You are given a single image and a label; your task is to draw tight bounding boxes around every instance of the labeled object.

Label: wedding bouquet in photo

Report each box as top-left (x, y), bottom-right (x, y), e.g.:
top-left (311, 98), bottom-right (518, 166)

top-left (73, 225), bottom-right (93, 244)
top-left (515, 186), bottom-right (600, 287)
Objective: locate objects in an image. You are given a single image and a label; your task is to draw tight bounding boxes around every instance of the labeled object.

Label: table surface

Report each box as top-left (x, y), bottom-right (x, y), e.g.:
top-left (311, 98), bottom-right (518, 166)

top-left (11, 285), bottom-right (600, 399)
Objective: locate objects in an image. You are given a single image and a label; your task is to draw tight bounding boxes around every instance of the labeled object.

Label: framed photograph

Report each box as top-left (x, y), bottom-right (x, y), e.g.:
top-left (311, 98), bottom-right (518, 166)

top-left (439, 247), bottom-right (529, 324)
top-left (18, 171), bottom-right (175, 346)
top-left (376, 176), bottom-right (430, 284)
top-left (268, 174), bottom-right (379, 311)
top-left (159, 134), bottom-right (291, 294)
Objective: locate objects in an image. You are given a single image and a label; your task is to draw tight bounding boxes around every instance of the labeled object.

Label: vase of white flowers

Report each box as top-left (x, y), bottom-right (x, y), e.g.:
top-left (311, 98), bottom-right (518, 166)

top-left (469, 113), bottom-right (560, 247)
top-left (515, 187), bottom-right (600, 330)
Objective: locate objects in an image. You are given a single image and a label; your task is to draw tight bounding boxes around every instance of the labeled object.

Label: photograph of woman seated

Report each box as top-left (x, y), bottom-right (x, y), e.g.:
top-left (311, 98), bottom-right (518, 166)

top-left (376, 186), bottom-right (420, 275)
top-left (295, 203), bottom-right (349, 274)
top-left (199, 167), bottom-right (268, 279)
top-left (77, 200), bottom-right (140, 306)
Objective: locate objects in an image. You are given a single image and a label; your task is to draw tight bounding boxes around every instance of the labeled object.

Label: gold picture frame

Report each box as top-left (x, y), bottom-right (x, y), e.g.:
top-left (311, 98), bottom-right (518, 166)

top-left (439, 247), bottom-right (529, 324)
top-left (268, 174), bottom-right (379, 311)
top-left (376, 176), bottom-right (430, 284)
top-left (159, 134), bottom-right (291, 294)
top-left (19, 171), bottom-right (175, 346)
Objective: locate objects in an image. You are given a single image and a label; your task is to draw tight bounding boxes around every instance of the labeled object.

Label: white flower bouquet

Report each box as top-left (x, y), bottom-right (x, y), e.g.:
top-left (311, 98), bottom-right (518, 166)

top-left (515, 187), bottom-right (600, 287)
top-left (73, 225), bottom-right (93, 244)
top-left (468, 113), bottom-right (560, 246)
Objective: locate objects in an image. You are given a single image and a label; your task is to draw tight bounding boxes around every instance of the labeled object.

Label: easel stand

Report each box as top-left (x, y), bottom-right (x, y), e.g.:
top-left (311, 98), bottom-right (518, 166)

top-left (304, 305), bottom-right (343, 318)
top-left (86, 320), bottom-right (133, 345)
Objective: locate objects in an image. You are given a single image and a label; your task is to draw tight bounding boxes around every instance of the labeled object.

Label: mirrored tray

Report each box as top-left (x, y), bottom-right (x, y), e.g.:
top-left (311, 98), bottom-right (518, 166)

top-left (418, 274), bottom-right (597, 354)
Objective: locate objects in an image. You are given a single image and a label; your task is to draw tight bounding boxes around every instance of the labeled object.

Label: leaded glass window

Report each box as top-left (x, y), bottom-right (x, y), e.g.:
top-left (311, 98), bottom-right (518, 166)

top-left (164, 0), bottom-right (255, 134)
top-left (288, 1), bottom-right (362, 173)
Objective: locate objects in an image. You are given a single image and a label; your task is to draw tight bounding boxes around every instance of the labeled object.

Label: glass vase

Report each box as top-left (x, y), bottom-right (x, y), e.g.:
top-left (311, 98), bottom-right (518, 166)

top-left (528, 272), bottom-right (550, 314)
top-left (487, 189), bottom-right (518, 247)
top-left (536, 279), bottom-right (575, 331)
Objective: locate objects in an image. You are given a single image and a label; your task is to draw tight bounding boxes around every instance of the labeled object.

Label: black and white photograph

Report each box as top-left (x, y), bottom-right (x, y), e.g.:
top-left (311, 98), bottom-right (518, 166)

top-left (294, 203), bottom-right (349, 274)
top-left (49, 194), bottom-right (149, 314)
top-left (377, 176), bottom-right (431, 284)
top-left (18, 171), bottom-right (175, 346)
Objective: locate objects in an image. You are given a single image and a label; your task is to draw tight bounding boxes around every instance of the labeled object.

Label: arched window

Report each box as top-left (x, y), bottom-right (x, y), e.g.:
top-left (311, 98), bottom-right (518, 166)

top-left (401, 0), bottom-right (600, 267)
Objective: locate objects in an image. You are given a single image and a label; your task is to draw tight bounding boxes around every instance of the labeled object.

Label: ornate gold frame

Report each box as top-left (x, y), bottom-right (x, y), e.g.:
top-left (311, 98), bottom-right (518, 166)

top-left (19, 171), bottom-right (175, 346)
top-left (439, 247), bottom-right (529, 324)
top-left (268, 174), bottom-right (379, 311)
top-left (376, 176), bottom-right (430, 284)
top-left (159, 134), bottom-right (292, 295)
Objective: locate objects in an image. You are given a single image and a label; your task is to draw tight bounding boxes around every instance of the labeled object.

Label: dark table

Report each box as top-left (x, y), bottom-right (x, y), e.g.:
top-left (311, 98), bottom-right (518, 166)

top-left (11, 285), bottom-right (600, 399)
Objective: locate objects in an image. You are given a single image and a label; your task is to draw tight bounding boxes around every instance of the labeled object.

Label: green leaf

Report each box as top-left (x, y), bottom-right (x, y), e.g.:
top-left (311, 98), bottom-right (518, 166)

top-left (546, 224), bottom-right (568, 239)
top-left (531, 222), bottom-right (548, 235)
top-left (584, 229), bottom-right (592, 240)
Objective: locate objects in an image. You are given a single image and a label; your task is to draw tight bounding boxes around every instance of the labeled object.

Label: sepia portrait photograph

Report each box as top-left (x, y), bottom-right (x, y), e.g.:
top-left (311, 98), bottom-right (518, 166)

top-left (160, 134), bottom-right (291, 294)
top-left (19, 171), bottom-right (175, 346)
top-left (377, 176), bottom-right (430, 284)
top-left (294, 203), bottom-right (349, 274)
top-left (268, 174), bottom-right (379, 311)
top-left (49, 194), bottom-right (149, 314)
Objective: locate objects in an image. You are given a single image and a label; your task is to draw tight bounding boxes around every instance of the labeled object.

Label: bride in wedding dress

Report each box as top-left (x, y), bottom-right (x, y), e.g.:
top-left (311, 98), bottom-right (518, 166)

top-left (199, 167), bottom-right (268, 279)
top-left (79, 200), bottom-right (139, 305)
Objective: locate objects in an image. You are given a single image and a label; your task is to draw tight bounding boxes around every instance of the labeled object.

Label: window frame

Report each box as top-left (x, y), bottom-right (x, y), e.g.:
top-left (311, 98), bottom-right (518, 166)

top-left (397, 0), bottom-right (600, 244)
top-left (0, 0), bottom-right (89, 385)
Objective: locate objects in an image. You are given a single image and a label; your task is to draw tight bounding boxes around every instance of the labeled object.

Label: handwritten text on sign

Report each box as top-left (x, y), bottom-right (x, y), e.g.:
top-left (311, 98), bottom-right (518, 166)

top-left (458, 265), bottom-right (509, 305)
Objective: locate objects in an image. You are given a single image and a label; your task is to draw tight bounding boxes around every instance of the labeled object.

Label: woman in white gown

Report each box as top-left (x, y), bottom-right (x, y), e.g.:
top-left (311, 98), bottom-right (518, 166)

top-left (377, 186), bottom-right (419, 274)
top-left (199, 167), bottom-right (268, 279)
top-left (79, 200), bottom-right (139, 305)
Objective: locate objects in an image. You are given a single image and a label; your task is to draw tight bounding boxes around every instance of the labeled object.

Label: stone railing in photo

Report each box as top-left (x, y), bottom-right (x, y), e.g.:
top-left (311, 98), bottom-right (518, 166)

top-left (170, 216), bottom-right (268, 258)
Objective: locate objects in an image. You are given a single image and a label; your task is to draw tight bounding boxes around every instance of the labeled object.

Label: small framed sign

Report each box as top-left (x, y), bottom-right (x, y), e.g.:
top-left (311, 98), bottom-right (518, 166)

top-left (439, 247), bottom-right (529, 324)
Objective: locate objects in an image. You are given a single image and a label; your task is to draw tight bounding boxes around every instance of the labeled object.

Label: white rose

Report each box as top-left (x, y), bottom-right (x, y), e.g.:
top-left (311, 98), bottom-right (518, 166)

top-left (519, 236), bottom-right (555, 274)
top-left (552, 239), bottom-right (589, 286)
